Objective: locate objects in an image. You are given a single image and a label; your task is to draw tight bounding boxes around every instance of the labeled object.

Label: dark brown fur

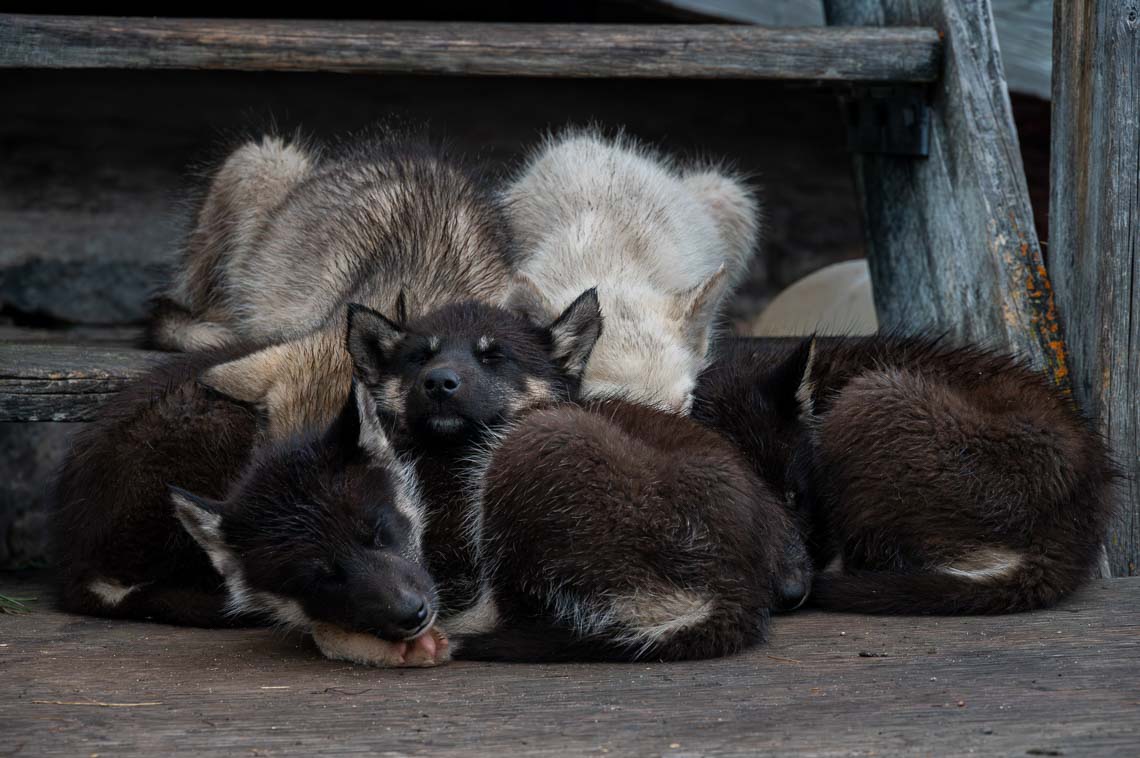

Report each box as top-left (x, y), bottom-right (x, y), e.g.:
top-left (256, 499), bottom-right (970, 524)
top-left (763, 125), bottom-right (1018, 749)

top-left (345, 291), bottom-right (605, 616)
top-left (52, 347), bottom-right (261, 626)
top-left (454, 399), bottom-right (795, 662)
top-left (171, 384), bottom-right (438, 642)
top-left (694, 336), bottom-right (1118, 615)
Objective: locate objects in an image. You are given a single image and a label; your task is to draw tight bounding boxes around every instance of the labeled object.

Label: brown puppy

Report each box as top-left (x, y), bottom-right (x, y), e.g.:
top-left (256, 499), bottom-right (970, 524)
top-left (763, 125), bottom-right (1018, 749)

top-left (345, 289), bottom-right (605, 616)
top-left (694, 335), bottom-right (1118, 615)
top-left (53, 347), bottom-right (261, 625)
top-left (447, 399), bottom-right (797, 662)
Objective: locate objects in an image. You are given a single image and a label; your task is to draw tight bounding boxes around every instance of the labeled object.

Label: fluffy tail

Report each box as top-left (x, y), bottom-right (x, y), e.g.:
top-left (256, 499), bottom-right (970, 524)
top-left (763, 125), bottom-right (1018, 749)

top-left (809, 561), bottom-right (1083, 615)
top-left (145, 297), bottom-right (237, 352)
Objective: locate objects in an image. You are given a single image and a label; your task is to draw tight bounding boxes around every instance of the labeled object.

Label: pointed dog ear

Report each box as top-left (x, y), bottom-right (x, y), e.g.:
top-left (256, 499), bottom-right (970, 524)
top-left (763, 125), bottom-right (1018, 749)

top-left (322, 379), bottom-right (395, 463)
top-left (547, 287), bottom-right (603, 380)
top-left (766, 336), bottom-right (819, 418)
top-left (170, 486), bottom-right (236, 575)
top-left (351, 380), bottom-right (397, 461)
top-left (673, 263), bottom-right (730, 355)
top-left (345, 303), bottom-right (405, 385)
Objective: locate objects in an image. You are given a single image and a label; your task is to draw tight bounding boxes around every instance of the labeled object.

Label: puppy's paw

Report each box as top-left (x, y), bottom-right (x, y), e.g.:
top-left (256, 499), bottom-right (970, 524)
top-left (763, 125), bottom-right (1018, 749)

top-left (311, 623), bottom-right (451, 668)
top-left (312, 623), bottom-right (408, 667)
top-left (774, 531), bottom-right (814, 612)
top-left (402, 627), bottom-right (451, 667)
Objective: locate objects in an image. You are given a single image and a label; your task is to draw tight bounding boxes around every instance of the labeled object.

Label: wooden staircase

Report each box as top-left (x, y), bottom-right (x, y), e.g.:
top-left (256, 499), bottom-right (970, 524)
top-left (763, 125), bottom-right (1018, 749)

top-left (1, 2), bottom-right (1135, 574)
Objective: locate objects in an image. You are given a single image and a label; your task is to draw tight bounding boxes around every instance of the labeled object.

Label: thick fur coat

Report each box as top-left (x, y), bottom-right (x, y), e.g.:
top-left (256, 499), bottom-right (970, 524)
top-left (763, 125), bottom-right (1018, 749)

top-left (344, 291), bottom-right (604, 616)
top-left (445, 399), bottom-right (797, 662)
top-left (503, 130), bottom-right (761, 412)
top-left (53, 347), bottom-right (262, 626)
top-left (694, 336), bottom-right (1118, 615)
top-left (150, 131), bottom-right (515, 439)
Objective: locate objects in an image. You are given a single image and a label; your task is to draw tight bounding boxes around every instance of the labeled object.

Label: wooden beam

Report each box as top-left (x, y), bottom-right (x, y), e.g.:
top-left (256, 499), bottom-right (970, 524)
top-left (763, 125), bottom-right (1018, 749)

top-left (1049, 0), bottom-right (1139, 577)
top-left (0, 14), bottom-right (942, 82)
top-left (660, 0), bottom-right (1054, 99)
top-left (821, 0), bottom-right (1069, 387)
top-left (0, 344), bottom-right (166, 422)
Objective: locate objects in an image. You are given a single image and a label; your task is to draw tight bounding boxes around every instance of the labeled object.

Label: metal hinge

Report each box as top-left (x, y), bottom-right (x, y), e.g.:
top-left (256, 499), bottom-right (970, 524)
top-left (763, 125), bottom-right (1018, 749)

top-left (843, 86), bottom-right (931, 157)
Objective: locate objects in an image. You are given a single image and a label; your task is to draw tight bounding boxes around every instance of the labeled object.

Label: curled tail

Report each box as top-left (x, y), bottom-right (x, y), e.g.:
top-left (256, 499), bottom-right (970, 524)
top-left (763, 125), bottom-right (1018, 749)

top-left (809, 553), bottom-right (1089, 615)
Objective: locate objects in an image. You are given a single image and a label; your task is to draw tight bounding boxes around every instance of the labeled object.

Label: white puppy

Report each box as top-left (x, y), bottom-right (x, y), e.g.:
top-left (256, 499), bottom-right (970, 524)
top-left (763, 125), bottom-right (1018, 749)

top-left (504, 130), bottom-right (761, 412)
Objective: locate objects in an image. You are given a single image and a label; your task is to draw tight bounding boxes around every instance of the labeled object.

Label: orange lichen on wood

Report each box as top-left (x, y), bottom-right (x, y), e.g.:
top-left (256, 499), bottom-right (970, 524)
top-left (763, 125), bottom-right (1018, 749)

top-left (1004, 213), bottom-right (1071, 391)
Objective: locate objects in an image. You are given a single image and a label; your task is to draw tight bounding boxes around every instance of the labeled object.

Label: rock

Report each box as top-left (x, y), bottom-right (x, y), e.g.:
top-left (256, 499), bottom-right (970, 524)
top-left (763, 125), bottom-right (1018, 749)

top-left (0, 260), bottom-right (171, 325)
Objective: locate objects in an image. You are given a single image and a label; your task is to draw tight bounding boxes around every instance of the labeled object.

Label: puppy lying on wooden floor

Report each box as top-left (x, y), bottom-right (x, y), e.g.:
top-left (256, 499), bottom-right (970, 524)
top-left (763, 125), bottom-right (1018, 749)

top-left (694, 335), bottom-right (1118, 615)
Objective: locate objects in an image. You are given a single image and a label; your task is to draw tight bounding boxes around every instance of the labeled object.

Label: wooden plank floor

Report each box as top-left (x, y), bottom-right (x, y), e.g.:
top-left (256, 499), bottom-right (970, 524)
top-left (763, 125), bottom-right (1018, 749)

top-left (2, 575), bottom-right (1138, 756)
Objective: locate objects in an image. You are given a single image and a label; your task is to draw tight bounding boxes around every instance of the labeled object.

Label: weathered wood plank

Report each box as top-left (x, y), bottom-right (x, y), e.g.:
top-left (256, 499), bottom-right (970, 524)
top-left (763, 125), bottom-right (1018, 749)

top-left (822, 0), bottom-right (1069, 388)
top-left (0, 343), bottom-right (167, 422)
top-left (2, 572), bottom-right (1138, 756)
top-left (1049, 0), bottom-right (1139, 577)
top-left (662, 0), bottom-right (1055, 99)
top-left (0, 14), bottom-right (942, 82)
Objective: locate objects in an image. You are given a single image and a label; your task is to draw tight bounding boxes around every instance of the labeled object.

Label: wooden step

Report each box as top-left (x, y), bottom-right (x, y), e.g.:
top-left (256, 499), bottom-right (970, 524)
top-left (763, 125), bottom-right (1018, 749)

top-left (0, 342), bottom-right (167, 422)
top-left (0, 14), bottom-right (942, 82)
top-left (4, 571), bottom-right (1139, 756)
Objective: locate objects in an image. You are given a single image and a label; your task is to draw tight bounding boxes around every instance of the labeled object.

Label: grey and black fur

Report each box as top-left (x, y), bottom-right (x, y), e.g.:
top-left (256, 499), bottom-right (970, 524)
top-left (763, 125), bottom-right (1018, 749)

top-left (149, 130), bottom-right (516, 440)
top-left (171, 383), bottom-right (439, 652)
top-left (344, 289), bottom-right (605, 616)
top-left (445, 398), bottom-right (798, 662)
top-left (151, 129), bottom-right (513, 350)
top-left (152, 293), bottom-right (605, 666)
top-left (53, 352), bottom-right (441, 660)
top-left (693, 335), bottom-right (1118, 615)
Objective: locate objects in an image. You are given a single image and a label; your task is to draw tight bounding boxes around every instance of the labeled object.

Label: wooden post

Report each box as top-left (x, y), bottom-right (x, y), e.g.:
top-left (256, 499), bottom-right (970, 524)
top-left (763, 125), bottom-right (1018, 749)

top-left (822, 0), bottom-right (1069, 387)
top-left (1049, 0), bottom-right (1139, 577)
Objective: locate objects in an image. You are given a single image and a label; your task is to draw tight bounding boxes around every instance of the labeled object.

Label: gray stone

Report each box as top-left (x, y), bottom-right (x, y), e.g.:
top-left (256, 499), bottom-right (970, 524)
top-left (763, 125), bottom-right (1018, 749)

top-left (0, 260), bottom-right (170, 324)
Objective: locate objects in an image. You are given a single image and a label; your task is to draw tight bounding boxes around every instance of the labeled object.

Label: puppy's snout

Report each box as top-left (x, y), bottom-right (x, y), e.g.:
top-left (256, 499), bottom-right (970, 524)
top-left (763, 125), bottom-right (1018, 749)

top-left (394, 594), bottom-right (432, 636)
top-left (423, 367), bottom-right (461, 400)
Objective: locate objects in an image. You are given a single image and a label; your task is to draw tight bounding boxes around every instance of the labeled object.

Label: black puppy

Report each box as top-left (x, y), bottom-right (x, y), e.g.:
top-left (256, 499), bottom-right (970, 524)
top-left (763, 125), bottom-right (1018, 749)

top-left (694, 335), bottom-right (1118, 615)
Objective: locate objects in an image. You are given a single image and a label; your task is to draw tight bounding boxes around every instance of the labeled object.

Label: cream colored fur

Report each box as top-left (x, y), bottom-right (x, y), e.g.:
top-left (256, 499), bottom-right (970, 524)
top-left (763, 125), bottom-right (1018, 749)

top-left (504, 130), bottom-right (760, 412)
top-left (160, 133), bottom-right (513, 439)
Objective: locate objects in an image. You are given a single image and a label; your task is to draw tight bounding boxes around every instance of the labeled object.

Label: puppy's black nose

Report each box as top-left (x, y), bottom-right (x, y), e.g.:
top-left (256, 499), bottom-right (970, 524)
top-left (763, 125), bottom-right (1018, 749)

top-left (397, 599), bottom-right (431, 634)
top-left (423, 367), bottom-right (461, 400)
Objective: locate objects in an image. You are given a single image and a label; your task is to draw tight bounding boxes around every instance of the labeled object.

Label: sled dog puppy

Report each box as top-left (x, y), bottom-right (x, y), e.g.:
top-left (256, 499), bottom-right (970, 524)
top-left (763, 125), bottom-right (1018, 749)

top-left (344, 289), bottom-right (604, 615)
top-left (443, 399), bottom-right (798, 662)
top-left (165, 293), bottom-right (603, 666)
top-left (503, 129), bottom-right (760, 412)
top-left (693, 336), bottom-right (1118, 615)
top-left (54, 354), bottom-right (443, 665)
top-left (149, 132), bottom-right (515, 440)
top-left (151, 131), bottom-right (513, 350)
top-left (173, 382), bottom-right (448, 666)
top-left (54, 347), bottom-right (262, 626)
